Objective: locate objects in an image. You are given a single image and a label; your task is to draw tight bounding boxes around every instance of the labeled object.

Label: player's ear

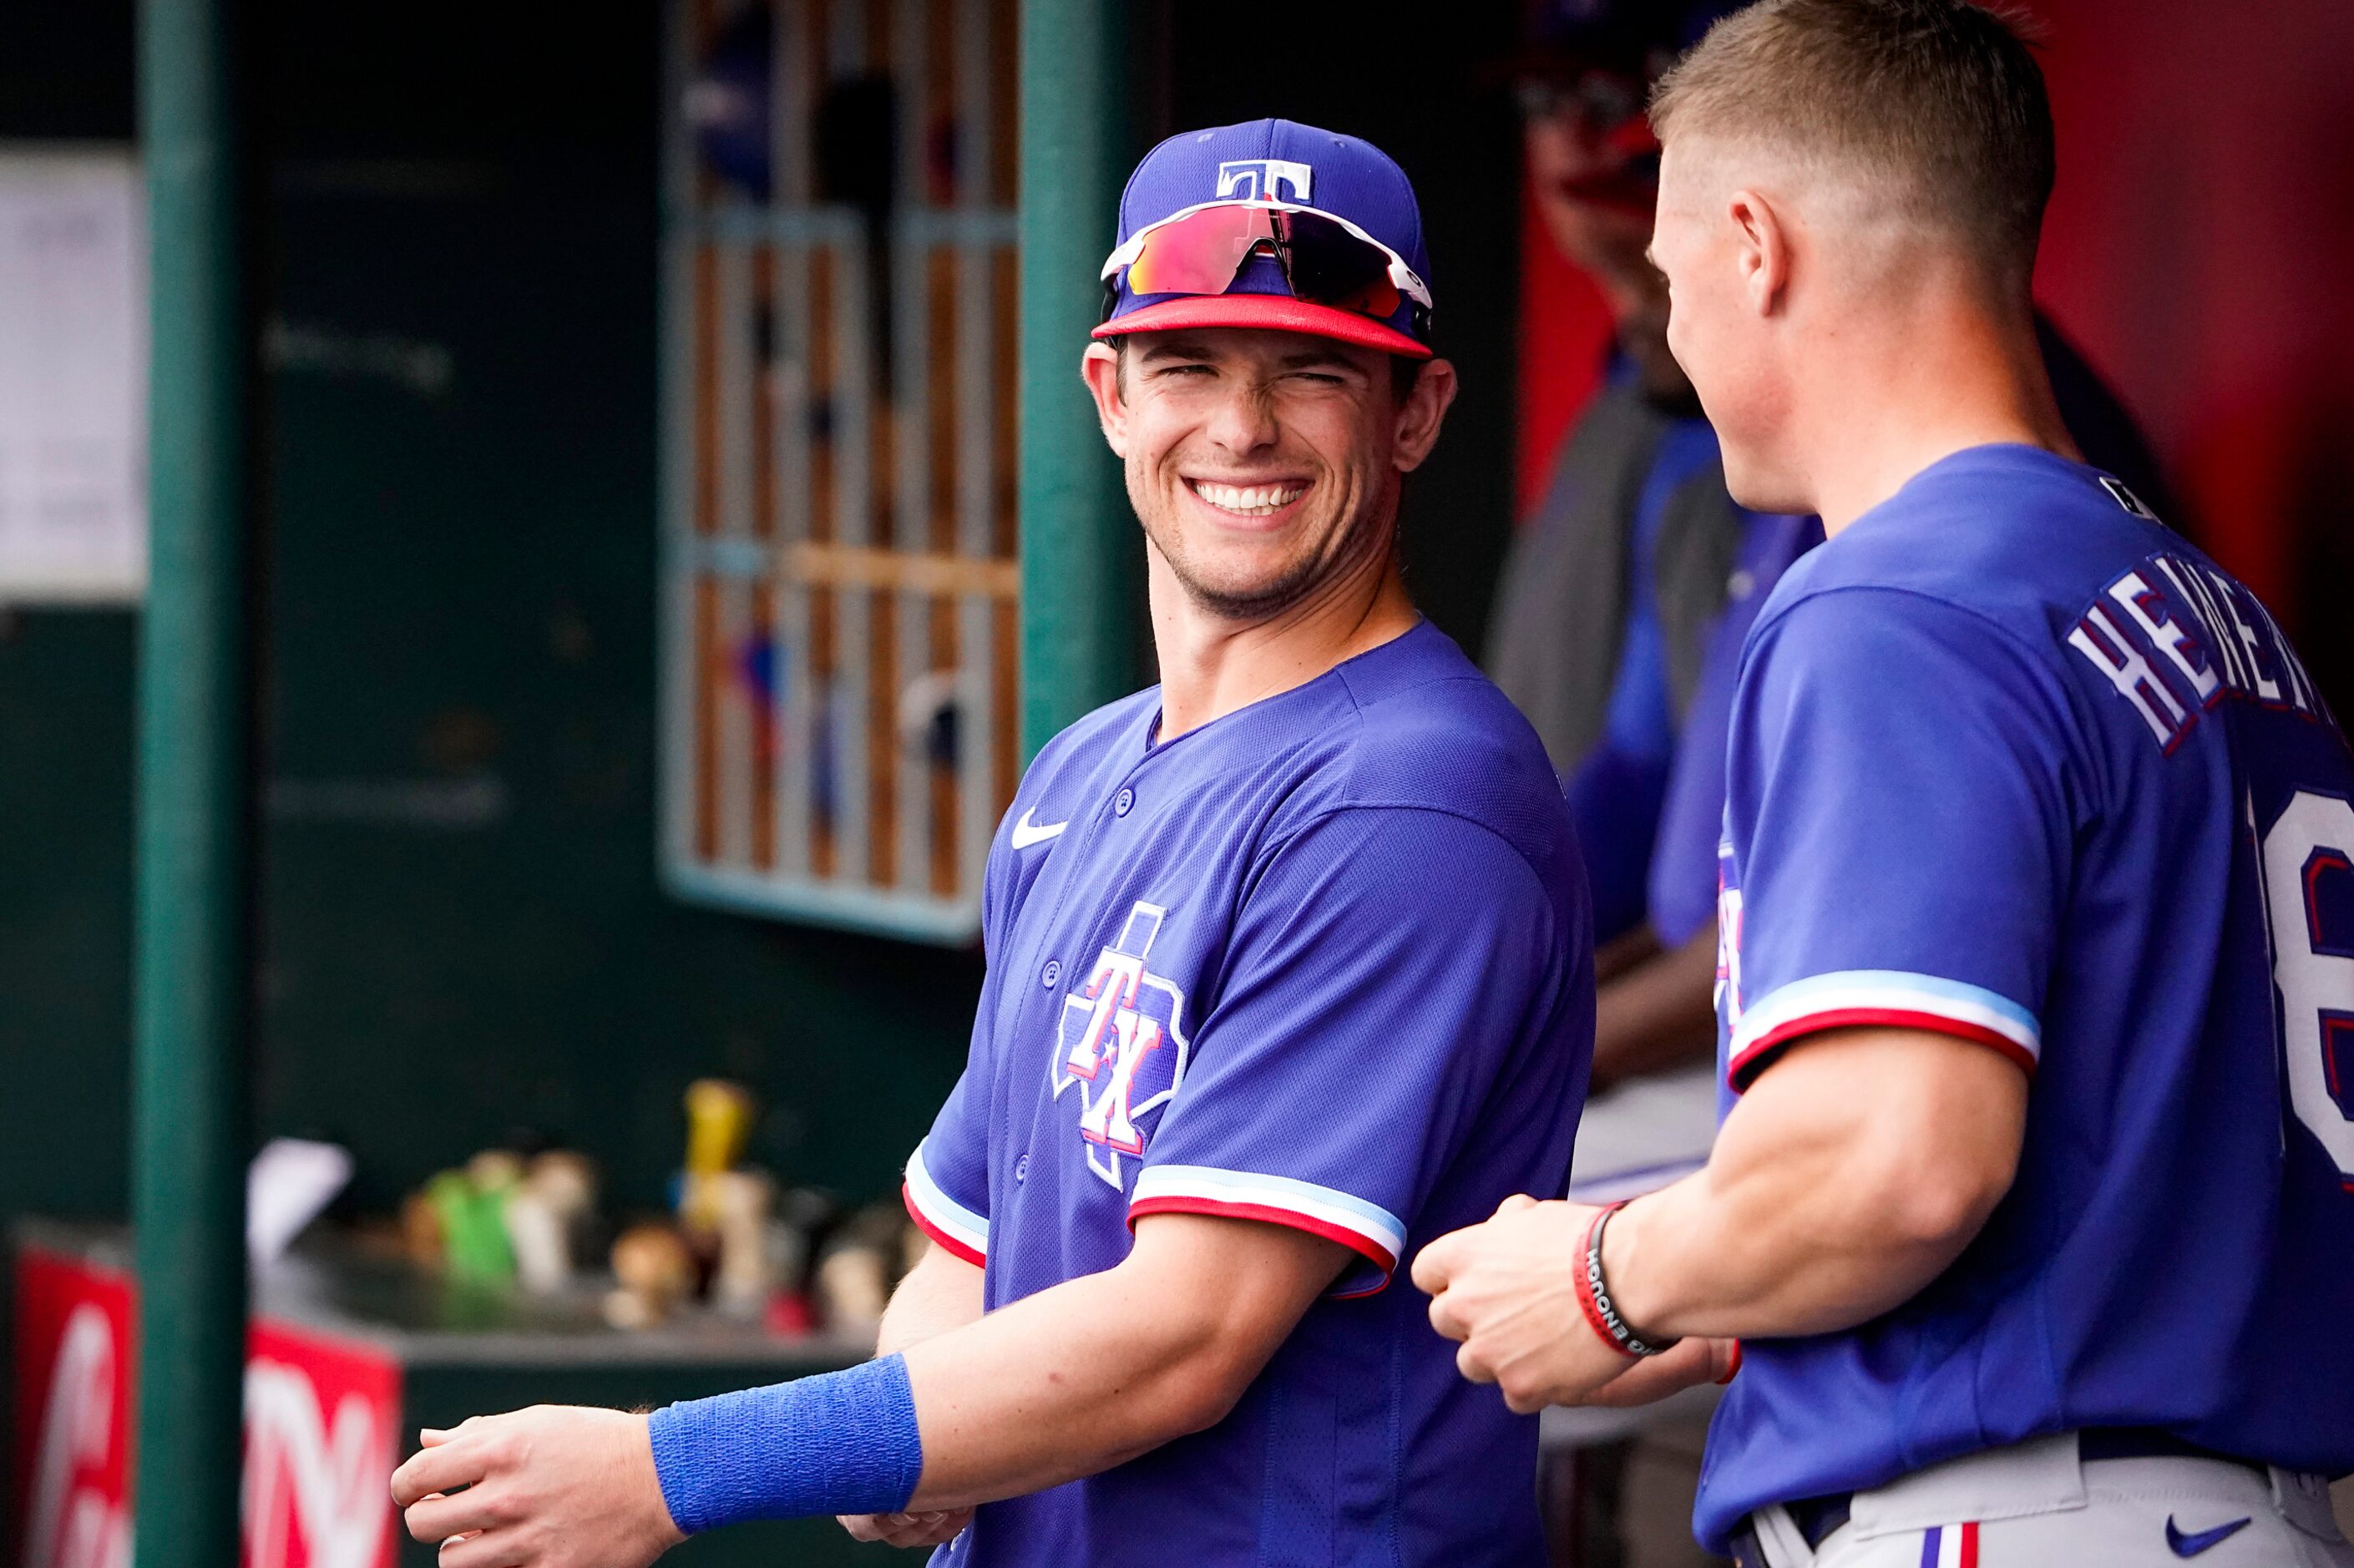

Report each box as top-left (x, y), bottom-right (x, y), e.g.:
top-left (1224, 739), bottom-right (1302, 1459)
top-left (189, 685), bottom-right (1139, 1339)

top-left (1728, 188), bottom-right (1790, 317)
top-left (1081, 343), bottom-right (1130, 458)
top-left (1391, 357), bottom-right (1458, 474)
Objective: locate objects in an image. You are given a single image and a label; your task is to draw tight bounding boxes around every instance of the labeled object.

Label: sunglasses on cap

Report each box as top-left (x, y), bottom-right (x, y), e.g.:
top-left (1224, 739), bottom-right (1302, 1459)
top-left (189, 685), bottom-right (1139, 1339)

top-left (1515, 70), bottom-right (1649, 133)
top-left (1099, 200), bottom-right (1434, 339)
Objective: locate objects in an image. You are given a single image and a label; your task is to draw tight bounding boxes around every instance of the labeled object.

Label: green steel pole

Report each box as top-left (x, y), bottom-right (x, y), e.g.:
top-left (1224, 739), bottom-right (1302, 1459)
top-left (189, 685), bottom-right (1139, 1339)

top-left (132, 0), bottom-right (256, 1561)
top-left (1018, 0), bottom-right (1141, 759)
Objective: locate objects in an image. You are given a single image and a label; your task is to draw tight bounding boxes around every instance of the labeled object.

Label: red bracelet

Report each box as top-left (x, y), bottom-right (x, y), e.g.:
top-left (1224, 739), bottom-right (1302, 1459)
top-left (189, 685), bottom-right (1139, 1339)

top-left (1572, 1205), bottom-right (1637, 1359)
top-left (1574, 1201), bottom-right (1677, 1358)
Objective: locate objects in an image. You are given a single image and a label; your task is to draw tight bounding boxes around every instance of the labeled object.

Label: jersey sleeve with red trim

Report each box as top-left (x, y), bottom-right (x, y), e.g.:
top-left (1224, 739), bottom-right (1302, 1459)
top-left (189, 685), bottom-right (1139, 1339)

top-left (1721, 586), bottom-right (2082, 1092)
top-left (1131, 806), bottom-right (1569, 1296)
top-left (904, 936), bottom-right (1014, 1267)
top-left (901, 822), bottom-right (1025, 1267)
top-left (904, 1066), bottom-right (991, 1267)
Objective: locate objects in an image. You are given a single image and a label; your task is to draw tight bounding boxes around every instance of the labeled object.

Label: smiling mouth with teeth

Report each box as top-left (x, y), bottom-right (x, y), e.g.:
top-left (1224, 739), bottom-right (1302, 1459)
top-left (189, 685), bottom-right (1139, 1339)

top-left (1188, 478), bottom-right (1309, 517)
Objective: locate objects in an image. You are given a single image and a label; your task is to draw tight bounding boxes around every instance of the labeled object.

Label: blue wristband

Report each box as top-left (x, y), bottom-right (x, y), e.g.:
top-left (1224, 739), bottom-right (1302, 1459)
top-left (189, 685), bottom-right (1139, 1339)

top-left (645, 1353), bottom-right (925, 1533)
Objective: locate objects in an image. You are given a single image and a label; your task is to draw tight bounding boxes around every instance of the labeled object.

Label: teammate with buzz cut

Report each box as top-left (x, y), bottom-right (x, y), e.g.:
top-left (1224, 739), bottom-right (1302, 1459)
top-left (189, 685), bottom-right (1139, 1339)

top-left (1414, 3), bottom-right (2354, 1566)
top-left (389, 119), bottom-right (1596, 1568)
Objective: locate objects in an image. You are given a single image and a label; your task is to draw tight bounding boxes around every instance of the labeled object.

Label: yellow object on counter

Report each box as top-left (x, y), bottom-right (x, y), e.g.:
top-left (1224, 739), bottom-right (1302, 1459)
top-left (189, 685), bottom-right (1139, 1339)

top-left (680, 1078), bottom-right (754, 1232)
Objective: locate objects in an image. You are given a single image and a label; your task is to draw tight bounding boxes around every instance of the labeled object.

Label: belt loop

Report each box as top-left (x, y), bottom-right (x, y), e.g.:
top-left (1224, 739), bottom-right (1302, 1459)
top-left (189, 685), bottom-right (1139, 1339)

top-left (1750, 1504), bottom-right (1819, 1568)
top-left (2269, 1465), bottom-right (2339, 1540)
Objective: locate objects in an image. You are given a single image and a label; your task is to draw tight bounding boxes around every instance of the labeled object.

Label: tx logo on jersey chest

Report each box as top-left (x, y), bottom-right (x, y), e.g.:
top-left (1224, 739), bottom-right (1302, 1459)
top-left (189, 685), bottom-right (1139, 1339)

top-left (1050, 900), bottom-right (1192, 1188)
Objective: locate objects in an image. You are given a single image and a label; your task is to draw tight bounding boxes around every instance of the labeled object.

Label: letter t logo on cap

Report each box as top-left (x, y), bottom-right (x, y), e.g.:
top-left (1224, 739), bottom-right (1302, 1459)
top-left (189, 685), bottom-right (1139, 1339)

top-left (1215, 159), bottom-right (1314, 204)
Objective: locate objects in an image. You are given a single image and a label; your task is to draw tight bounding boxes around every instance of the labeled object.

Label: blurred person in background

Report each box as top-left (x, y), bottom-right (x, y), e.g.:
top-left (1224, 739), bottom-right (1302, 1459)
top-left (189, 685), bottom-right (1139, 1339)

top-left (1485, 3), bottom-right (2173, 1562)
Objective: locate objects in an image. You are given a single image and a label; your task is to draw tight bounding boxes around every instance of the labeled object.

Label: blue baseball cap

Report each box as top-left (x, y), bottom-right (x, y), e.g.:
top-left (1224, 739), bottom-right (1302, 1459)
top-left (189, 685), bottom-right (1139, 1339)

top-left (1094, 118), bottom-right (1435, 360)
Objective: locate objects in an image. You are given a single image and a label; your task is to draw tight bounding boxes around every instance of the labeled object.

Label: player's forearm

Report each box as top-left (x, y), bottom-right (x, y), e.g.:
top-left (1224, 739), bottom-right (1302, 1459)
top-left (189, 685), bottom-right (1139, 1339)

top-left (1602, 1028), bottom-right (2025, 1340)
top-left (897, 1242), bottom-right (1298, 1510)
top-left (873, 1241), bottom-right (985, 1357)
top-left (1590, 925), bottom-right (1720, 1087)
top-left (647, 1232), bottom-right (1301, 1535)
top-left (1599, 1116), bottom-right (1967, 1339)
top-left (1593, 924), bottom-right (1663, 985)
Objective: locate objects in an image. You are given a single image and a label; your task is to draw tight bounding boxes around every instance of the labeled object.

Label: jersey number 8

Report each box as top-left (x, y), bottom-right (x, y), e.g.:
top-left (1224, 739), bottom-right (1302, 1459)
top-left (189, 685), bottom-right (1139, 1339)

top-left (2262, 789), bottom-right (2354, 1187)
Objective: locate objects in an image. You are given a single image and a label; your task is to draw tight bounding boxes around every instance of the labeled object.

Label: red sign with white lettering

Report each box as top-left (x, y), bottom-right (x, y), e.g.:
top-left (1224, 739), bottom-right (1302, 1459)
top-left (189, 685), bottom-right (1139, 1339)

top-left (11, 1248), bottom-right (134, 1568)
top-left (9, 1247), bottom-right (401, 1568)
top-left (242, 1319), bottom-right (402, 1568)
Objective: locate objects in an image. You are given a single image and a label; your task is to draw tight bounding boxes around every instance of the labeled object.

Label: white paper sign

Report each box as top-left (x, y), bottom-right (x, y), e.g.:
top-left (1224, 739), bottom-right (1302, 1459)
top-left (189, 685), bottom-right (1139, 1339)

top-left (0, 146), bottom-right (147, 604)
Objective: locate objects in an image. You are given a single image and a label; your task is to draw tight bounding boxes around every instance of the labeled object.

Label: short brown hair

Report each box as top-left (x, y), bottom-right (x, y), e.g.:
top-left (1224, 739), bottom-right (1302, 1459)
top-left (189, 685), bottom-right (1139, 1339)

top-left (1650, 0), bottom-right (2055, 284)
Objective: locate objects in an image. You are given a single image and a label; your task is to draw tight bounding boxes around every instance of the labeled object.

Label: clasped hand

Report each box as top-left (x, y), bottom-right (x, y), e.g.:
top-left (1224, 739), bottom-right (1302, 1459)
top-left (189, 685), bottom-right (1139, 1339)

top-left (388, 1406), bottom-right (685, 1568)
top-left (1411, 1195), bottom-right (1733, 1414)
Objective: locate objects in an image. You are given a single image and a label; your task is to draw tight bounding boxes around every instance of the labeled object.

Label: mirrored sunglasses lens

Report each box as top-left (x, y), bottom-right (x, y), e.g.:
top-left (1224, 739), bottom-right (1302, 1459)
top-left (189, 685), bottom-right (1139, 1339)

top-left (1516, 70), bottom-right (1644, 131)
top-left (1122, 205), bottom-right (1273, 297)
top-left (1576, 72), bottom-right (1643, 129)
top-left (1273, 210), bottom-right (1404, 317)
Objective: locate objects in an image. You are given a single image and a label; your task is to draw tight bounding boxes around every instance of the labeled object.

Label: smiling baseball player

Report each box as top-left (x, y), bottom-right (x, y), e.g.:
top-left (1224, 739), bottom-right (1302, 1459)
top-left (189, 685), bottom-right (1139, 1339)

top-left (390, 119), bottom-right (1592, 1568)
top-left (1414, 3), bottom-right (2354, 1566)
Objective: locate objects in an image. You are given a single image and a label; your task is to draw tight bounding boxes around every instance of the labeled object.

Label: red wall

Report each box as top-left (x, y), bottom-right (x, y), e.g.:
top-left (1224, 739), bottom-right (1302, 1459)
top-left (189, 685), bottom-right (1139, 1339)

top-left (1516, 163), bottom-right (1615, 517)
top-left (2033, 0), bottom-right (2354, 621)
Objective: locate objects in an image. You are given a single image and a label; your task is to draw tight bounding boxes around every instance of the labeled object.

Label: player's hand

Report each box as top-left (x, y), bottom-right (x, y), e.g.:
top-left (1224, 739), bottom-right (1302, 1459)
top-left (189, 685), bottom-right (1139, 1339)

top-left (838, 1509), bottom-right (973, 1548)
top-left (1414, 1196), bottom-right (1732, 1414)
top-left (1572, 1334), bottom-right (1738, 1407)
top-left (1414, 1196), bottom-right (1618, 1412)
top-left (390, 1406), bottom-right (686, 1568)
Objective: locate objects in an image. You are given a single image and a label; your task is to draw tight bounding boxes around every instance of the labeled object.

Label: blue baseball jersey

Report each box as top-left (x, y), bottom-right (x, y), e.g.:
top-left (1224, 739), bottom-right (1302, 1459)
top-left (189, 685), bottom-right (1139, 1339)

top-left (1645, 509), bottom-right (1821, 949)
top-left (1566, 415), bottom-right (1727, 943)
top-left (904, 620), bottom-right (1593, 1566)
top-left (1697, 444), bottom-right (2354, 1549)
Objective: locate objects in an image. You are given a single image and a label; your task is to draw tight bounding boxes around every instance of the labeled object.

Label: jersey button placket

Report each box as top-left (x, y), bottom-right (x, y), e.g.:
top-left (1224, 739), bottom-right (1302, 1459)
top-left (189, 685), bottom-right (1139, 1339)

top-left (1040, 959), bottom-right (1061, 989)
top-left (1115, 787), bottom-right (1135, 817)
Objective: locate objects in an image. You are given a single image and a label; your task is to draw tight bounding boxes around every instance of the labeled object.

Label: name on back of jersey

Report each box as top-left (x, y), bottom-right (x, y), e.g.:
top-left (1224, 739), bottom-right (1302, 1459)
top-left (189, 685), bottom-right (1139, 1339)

top-left (2067, 549), bottom-right (2327, 752)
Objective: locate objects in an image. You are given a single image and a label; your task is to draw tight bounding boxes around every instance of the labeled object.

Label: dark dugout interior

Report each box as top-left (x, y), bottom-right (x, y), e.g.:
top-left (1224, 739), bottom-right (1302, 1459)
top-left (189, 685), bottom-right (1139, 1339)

top-left (0, 0), bottom-right (1525, 1245)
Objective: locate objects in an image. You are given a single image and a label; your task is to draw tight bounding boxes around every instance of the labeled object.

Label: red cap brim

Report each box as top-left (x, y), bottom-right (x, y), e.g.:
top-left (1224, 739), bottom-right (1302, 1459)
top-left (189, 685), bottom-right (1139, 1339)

top-left (1091, 295), bottom-right (1433, 360)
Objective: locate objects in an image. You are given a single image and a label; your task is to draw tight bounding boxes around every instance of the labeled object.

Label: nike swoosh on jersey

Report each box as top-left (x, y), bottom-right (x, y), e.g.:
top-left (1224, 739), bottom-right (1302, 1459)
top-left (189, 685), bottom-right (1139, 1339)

top-left (1010, 808), bottom-right (1068, 849)
top-left (2166, 1515), bottom-right (2252, 1558)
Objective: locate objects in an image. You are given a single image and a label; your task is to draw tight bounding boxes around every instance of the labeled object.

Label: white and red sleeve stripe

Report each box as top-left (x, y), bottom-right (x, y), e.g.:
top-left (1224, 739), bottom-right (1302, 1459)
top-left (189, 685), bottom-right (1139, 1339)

top-left (902, 1139), bottom-right (988, 1267)
top-left (1727, 969), bottom-right (2040, 1090)
top-left (1127, 1165), bottom-right (1410, 1292)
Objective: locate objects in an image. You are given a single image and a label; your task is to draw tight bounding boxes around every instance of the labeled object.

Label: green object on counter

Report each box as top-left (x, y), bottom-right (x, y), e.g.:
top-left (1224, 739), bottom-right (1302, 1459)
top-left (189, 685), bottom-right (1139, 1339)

top-left (427, 1168), bottom-right (517, 1285)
